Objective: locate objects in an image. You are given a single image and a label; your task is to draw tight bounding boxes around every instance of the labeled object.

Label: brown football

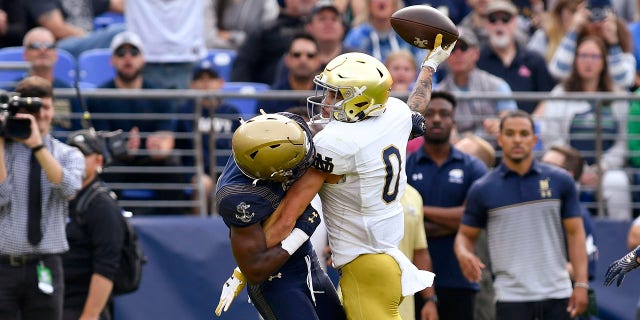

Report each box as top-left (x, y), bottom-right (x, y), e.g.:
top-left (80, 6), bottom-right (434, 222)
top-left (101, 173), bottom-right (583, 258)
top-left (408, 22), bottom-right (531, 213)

top-left (390, 5), bottom-right (458, 49)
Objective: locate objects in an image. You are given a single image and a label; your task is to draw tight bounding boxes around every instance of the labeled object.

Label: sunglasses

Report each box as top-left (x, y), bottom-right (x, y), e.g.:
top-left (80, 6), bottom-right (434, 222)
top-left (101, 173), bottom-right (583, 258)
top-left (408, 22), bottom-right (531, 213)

top-left (115, 47), bottom-right (141, 58)
top-left (26, 42), bottom-right (55, 50)
top-left (289, 51), bottom-right (317, 59)
top-left (487, 13), bottom-right (513, 24)
top-left (453, 42), bottom-right (470, 52)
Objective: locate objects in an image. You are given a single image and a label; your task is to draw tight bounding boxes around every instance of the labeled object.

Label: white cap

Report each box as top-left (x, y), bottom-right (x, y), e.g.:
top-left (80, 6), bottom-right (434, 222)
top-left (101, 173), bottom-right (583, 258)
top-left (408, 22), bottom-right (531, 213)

top-left (110, 31), bottom-right (144, 55)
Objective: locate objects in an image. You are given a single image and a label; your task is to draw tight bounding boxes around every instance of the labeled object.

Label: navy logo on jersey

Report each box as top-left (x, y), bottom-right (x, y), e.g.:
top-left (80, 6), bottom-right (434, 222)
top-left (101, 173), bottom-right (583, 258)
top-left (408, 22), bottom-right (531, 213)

top-left (539, 178), bottom-right (552, 198)
top-left (235, 202), bottom-right (255, 223)
top-left (313, 154), bottom-right (335, 173)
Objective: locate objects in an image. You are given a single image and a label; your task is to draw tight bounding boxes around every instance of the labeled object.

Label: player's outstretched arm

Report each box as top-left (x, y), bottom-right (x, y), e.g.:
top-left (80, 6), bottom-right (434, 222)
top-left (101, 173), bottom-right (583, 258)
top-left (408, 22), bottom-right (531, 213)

top-left (407, 34), bottom-right (455, 114)
top-left (604, 245), bottom-right (640, 287)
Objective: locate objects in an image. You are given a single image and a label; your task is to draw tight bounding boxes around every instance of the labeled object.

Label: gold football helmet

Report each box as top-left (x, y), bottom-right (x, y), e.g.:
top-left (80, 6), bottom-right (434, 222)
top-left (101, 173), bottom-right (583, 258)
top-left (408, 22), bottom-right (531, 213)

top-left (232, 113), bottom-right (315, 184)
top-left (307, 52), bottom-right (392, 123)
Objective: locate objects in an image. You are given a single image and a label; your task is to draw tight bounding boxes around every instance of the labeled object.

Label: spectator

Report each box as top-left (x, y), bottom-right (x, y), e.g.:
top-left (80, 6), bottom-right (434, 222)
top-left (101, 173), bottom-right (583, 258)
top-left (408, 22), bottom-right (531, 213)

top-left (203, 0), bottom-right (279, 50)
top-left (458, 0), bottom-right (529, 48)
top-left (0, 0), bottom-right (27, 48)
top-left (540, 35), bottom-right (631, 220)
top-left (126, 0), bottom-right (205, 90)
top-left (175, 60), bottom-right (240, 214)
top-left (548, 0), bottom-right (636, 90)
top-left (16, 27), bottom-right (83, 135)
top-left (477, 0), bottom-right (556, 114)
top-left (231, 0), bottom-right (317, 85)
top-left (438, 26), bottom-right (517, 142)
top-left (385, 50), bottom-right (417, 93)
top-left (398, 185), bottom-right (437, 320)
top-left (406, 90), bottom-right (488, 320)
top-left (258, 33), bottom-right (321, 113)
top-left (528, 0), bottom-right (585, 62)
top-left (273, 1), bottom-right (356, 88)
top-left (306, 1), bottom-right (353, 69)
top-left (63, 129), bottom-right (125, 320)
top-left (0, 76), bottom-right (84, 320)
top-left (343, 0), bottom-right (427, 67)
top-left (87, 31), bottom-right (185, 215)
top-left (454, 133), bottom-right (496, 320)
top-left (455, 110), bottom-right (589, 319)
top-left (25, 0), bottom-right (125, 58)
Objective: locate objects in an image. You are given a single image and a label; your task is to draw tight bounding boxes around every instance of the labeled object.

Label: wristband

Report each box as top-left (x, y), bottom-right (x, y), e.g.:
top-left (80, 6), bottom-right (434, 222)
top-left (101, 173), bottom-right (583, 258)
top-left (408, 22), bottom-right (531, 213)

top-left (574, 282), bottom-right (589, 289)
top-left (31, 144), bottom-right (45, 153)
top-left (280, 228), bottom-right (309, 255)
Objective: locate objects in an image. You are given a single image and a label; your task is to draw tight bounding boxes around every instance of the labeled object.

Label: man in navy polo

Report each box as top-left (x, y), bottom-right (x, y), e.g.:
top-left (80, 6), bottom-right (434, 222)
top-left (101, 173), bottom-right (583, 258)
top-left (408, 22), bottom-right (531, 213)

top-left (454, 110), bottom-right (589, 319)
top-left (406, 91), bottom-right (488, 319)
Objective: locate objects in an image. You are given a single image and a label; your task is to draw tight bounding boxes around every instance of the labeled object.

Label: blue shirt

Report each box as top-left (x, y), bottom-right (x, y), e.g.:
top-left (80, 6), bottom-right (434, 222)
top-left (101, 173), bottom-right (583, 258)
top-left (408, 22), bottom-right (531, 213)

top-left (87, 79), bottom-right (176, 134)
top-left (462, 160), bottom-right (581, 301)
top-left (175, 100), bottom-right (240, 174)
top-left (406, 146), bottom-right (487, 289)
top-left (477, 44), bottom-right (556, 114)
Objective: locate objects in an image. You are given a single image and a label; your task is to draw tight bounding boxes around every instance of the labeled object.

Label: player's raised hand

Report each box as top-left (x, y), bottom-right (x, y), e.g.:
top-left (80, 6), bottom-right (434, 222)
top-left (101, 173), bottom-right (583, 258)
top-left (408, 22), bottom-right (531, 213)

top-left (215, 267), bottom-right (247, 316)
top-left (604, 245), bottom-right (640, 287)
top-left (422, 34), bottom-right (456, 71)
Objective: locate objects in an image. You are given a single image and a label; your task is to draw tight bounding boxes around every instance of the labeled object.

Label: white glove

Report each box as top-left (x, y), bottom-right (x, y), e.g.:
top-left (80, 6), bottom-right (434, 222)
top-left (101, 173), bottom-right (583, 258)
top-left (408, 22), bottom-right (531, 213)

top-left (422, 34), bottom-right (456, 71)
top-left (215, 267), bottom-right (247, 316)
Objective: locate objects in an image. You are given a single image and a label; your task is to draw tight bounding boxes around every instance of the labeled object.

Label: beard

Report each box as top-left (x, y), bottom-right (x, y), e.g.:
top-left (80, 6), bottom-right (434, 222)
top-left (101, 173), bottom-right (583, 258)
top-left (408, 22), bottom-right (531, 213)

top-left (489, 33), bottom-right (511, 49)
top-left (424, 133), bottom-right (450, 145)
top-left (117, 69), bottom-right (142, 83)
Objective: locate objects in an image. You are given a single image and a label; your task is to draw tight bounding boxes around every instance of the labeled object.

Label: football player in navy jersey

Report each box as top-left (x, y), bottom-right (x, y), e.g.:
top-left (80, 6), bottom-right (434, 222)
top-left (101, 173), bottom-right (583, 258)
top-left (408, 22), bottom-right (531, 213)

top-left (214, 112), bottom-right (345, 320)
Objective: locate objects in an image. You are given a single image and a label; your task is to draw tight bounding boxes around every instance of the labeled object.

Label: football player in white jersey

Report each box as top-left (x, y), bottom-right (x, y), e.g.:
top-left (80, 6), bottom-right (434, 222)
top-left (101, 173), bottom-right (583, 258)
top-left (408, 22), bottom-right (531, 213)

top-left (216, 35), bottom-right (455, 319)
top-left (262, 37), bottom-right (454, 319)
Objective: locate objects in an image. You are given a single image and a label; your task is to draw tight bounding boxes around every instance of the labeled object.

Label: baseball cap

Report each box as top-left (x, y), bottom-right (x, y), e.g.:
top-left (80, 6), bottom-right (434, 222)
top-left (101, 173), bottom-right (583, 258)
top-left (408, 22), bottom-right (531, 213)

top-left (457, 27), bottom-right (479, 47)
top-left (110, 31), bottom-right (145, 55)
top-left (588, 0), bottom-right (612, 9)
top-left (68, 130), bottom-right (104, 156)
top-left (311, 0), bottom-right (340, 16)
top-left (486, 0), bottom-right (518, 15)
top-left (192, 59), bottom-right (221, 80)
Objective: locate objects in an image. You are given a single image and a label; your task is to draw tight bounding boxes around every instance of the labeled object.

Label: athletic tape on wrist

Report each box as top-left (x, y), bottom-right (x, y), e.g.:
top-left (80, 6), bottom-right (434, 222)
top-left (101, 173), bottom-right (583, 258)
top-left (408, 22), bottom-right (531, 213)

top-left (280, 228), bottom-right (309, 256)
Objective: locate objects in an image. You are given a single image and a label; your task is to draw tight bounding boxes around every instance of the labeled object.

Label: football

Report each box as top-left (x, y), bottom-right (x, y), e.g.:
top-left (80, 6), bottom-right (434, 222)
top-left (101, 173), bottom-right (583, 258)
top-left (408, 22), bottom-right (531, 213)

top-left (390, 5), bottom-right (458, 49)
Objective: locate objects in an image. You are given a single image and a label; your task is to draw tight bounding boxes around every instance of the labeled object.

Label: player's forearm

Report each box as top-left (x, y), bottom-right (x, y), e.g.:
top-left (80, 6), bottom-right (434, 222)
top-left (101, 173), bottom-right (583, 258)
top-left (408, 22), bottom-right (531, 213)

top-left (264, 168), bottom-right (326, 247)
top-left (237, 248), bottom-right (290, 284)
top-left (424, 221), bottom-right (456, 237)
top-left (406, 66), bottom-right (434, 114)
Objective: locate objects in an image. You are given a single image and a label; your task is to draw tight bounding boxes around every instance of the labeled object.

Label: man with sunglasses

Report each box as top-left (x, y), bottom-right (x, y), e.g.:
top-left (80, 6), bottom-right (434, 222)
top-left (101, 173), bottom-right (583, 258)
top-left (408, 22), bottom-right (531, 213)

top-left (87, 31), bottom-right (184, 215)
top-left (438, 26), bottom-right (517, 143)
top-left (258, 32), bottom-right (321, 114)
top-left (476, 0), bottom-right (555, 115)
top-left (7, 27), bottom-right (84, 135)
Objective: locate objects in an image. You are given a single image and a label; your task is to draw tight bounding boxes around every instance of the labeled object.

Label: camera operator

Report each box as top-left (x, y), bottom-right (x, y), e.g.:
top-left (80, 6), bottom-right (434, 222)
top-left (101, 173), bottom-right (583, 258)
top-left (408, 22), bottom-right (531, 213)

top-left (63, 129), bottom-right (124, 320)
top-left (0, 76), bottom-right (84, 320)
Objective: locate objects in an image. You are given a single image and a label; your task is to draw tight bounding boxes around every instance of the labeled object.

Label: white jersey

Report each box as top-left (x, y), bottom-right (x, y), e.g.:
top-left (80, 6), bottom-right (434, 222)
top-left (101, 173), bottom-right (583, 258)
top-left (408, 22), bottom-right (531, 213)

top-left (126, 0), bottom-right (206, 62)
top-left (314, 97), bottom-right (411, 267)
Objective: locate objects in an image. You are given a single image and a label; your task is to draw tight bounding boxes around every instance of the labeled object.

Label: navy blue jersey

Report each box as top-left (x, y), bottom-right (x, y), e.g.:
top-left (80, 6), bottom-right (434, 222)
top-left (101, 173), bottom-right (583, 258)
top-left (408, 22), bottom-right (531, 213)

top-left (216, 157), bottom-right (313, 262)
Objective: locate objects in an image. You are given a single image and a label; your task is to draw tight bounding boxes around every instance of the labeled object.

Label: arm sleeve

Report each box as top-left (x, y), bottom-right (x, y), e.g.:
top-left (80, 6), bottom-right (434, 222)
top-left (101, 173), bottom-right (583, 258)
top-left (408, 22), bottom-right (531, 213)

top-left (53, 144), bottom-right (84, 199)
top-left (548, 31), bottom-right (578, 81)
top-left (607, 46), bottom-right (636, 88)
top-left (461, 182), bottom-right (488, 228)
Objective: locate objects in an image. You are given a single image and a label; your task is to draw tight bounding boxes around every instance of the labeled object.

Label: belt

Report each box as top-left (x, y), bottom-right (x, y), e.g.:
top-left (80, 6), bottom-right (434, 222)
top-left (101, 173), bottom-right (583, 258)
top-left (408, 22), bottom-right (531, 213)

top-left (0, 254), bottom-right (51, 267)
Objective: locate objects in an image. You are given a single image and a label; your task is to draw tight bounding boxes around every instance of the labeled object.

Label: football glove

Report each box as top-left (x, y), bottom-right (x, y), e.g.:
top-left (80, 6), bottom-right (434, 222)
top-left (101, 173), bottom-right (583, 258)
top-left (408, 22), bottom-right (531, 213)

top-left (410, 111), bottom-right (425, 140)
top-left (215, 267), bottom-right (246, 316)
top-left (422, 34), bottom-right (456, 71)
top-left (604, 245), bottom-right (640, 287)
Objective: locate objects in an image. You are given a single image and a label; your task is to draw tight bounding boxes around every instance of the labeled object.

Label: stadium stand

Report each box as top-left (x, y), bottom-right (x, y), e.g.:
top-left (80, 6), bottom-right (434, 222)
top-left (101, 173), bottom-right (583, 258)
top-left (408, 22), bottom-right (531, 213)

top-left (77, 48), bottom-right (115, 87)
top-left (220, 82), bottom-right (269, 120)
top-left (204, 49), bottom-right (237, 82)
top-left (0, 46), bottom-right (77, 87)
